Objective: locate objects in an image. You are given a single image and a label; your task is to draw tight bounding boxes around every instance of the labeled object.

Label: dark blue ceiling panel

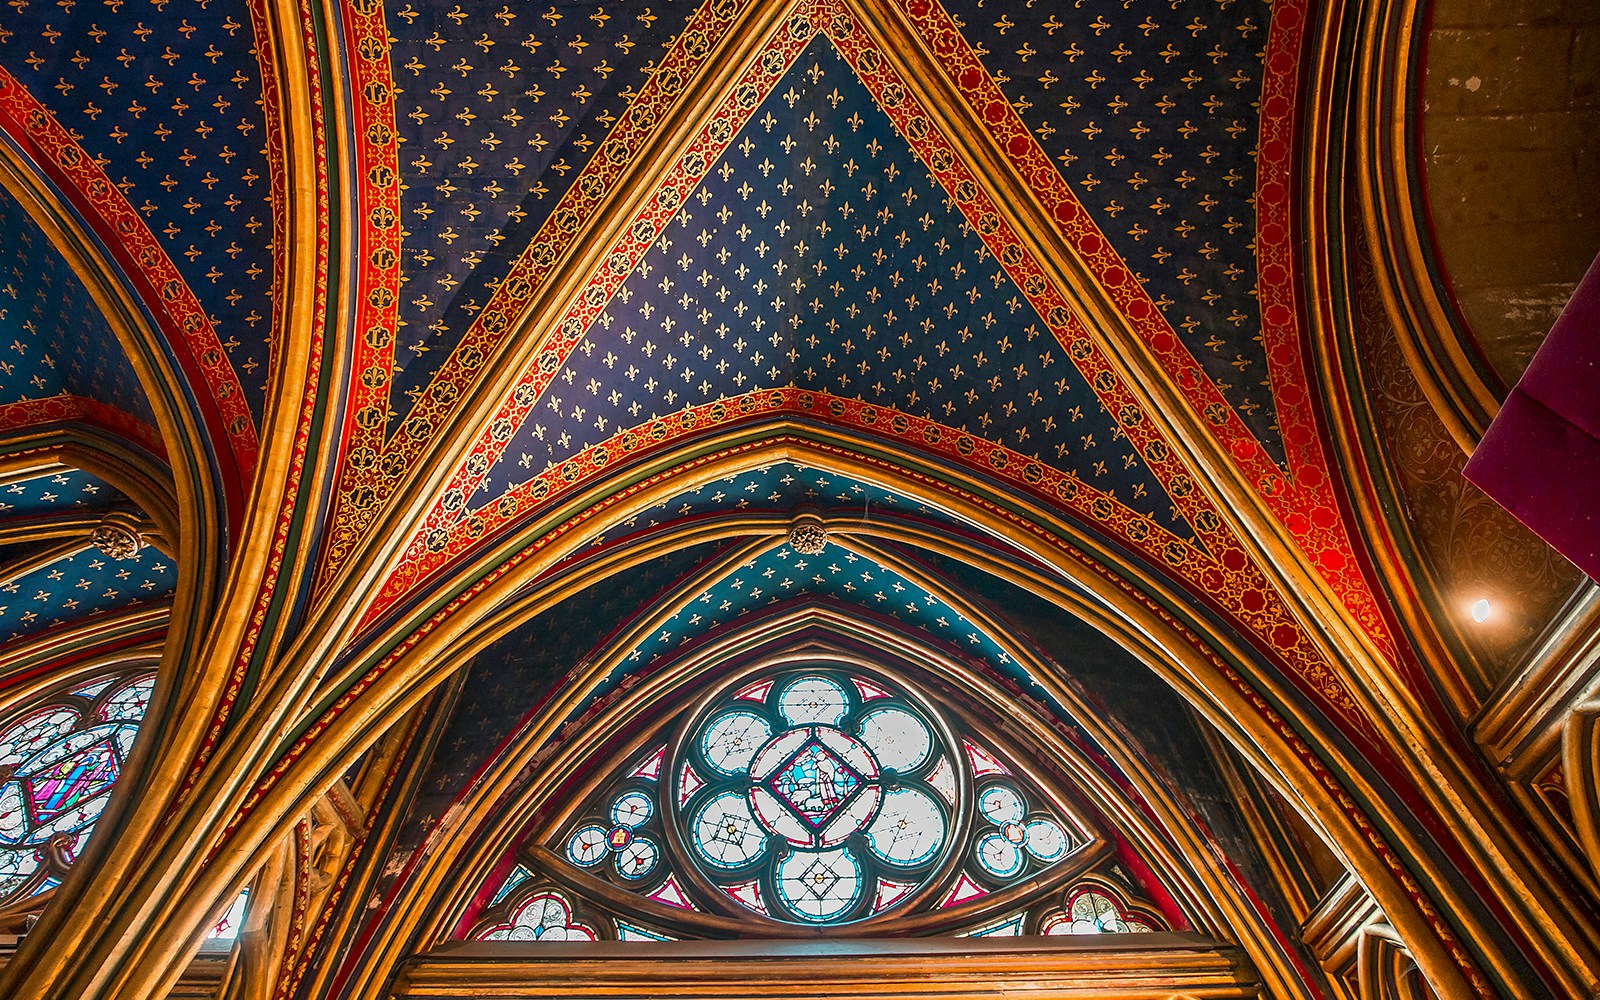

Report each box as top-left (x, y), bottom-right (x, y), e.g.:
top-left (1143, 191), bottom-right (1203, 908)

top-left (0, 543), bottom-right (176, 642)
top-left (0, 190), bottom-right (154, 425)
top-left (945, 0), bottom-right (1283, 463)
top-left (584, 462), bottom-right (961, 547)
top-left (384, 0), bottom-right (699, 423)
top-left (0, 0), bottom-right (277, 421)
top-left (0, 469), bottom-right (129, 520)
top-left (471, 37), bottom-right (1191, 538)
top-left (388, 539), bottom-right (727, 882)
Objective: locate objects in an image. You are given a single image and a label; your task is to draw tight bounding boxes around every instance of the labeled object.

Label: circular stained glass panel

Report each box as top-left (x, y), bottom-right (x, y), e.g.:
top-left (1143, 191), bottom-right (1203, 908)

top-left (615, 837), bottom-right (659, 880)
top-left (610, 791), bottom-right (653, 829)
top-left (775, 847), bottom-right (863, 922)
top-left (699, 710), bottom-right (772, 776)
top-left (865, 787), bottom-right (945, 866)
top-left (777, 675), bottom-right (850, 726)
top-left (566, 825), bottom-right (609, 867)
top-left (977, 785), bottom-right (1024, 826)
top-left (1025, 818), bottom-right (1071, 862)
top-left (976, 830), bottom-right (1025, 879)
top-left (859, 706), bottom-right (933, 772)
top-left (691, 790), bottom-right (767, 869)
top-left (674, 668), bottom-right (955, 925)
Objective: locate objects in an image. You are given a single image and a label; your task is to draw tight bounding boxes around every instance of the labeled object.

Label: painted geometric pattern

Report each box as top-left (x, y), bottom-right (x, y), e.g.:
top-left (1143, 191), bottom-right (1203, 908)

top-left (610, 539), bottom-right (1065, 720)
top-left (0, 469), bottom-right (129, 520)
top-left (947, 0), bottom-right (1280, 461)
top-left (583, 462), bottom-right (961, 547)
top-left (384, 0), bottom-right (698, 420)
top-left (0, 0), bottom-right (278, 419)
top-left (0, 544), bottom-right (175, 642)
top-left (0, 191), bottom-right (153, 425)
top-left (474, 37), bottom-right (1190, 538)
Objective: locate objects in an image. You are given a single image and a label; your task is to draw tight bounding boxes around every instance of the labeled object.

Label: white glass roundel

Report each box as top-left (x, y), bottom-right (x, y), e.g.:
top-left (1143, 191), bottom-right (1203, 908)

top-left (976, 830), bottom-right (1025, 878)
top-left (777, 675), bottom-right (851, 726)
top-left (866, 787), bottom-right (945, 866)
top-left (1025, 818), bottom-right (1070, 862)
top-left (978, 785), bottom-right (1024, 826)
top-left (611, 791), bottom-right (653, 829)
top-left (674, 669), bottom-right (953, 924)
top-left (859, 707), bottom-right (933, 772)
top-left (691, 791), bottom-right (767, 869)
top-left (566, 825), bottom-right (610, 867)
top-left (698, 710), bottom-right (772, 776)
top-left (615, 837), bottom-right (658, 880)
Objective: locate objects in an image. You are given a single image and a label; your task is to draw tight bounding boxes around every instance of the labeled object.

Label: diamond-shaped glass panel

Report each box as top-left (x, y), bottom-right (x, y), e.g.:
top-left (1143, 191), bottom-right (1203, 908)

top-left (768, 740), bottom-right (862, 827)
top-left (24, 737), bottom-right (119, 826)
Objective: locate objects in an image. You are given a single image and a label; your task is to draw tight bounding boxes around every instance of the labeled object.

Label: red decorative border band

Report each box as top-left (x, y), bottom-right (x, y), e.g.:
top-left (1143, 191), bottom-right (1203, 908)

top-left (0, 69), bottom-right (258, 517)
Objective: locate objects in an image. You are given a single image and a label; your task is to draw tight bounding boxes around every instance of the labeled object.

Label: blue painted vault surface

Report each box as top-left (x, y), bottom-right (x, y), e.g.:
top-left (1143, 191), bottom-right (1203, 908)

top-left (0, 544), bottom-right (176, 642)
top-left (0, 0), bottom-right (278, 419)
top-left (0, 191), bottom-right (154, 424)
top-left (948, 0), bottom-right (1283, 462)
top-left (474, 36), bottom-right (1192, 539)
top-left (385, 0), bottom-right (700, 425)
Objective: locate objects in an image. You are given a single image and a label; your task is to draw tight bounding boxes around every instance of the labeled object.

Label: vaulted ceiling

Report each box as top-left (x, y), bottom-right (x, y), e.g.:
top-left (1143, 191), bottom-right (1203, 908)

top-left (0, 0), bottom-right (1594, 999)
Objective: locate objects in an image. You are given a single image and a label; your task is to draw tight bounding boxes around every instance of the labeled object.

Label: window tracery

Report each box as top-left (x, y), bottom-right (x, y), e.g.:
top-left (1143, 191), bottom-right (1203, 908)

top-left (471, 664), bottom-right (1123, 938)
top-left (480, 886), bottom-right (602, 943)
top-left (676, 671), bottom-right (960, 923)
top-left (956, 873), bottom-right (1168, 938)
top-left (1039, 876), bottom-right (1166, 935)
top-left (0, 671), bottom-right (155, 910)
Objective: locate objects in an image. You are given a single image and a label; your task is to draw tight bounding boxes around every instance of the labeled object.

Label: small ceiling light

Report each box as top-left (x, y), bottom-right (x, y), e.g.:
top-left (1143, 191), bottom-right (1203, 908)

top-left (1471, 598), bottom-right (1492, 624)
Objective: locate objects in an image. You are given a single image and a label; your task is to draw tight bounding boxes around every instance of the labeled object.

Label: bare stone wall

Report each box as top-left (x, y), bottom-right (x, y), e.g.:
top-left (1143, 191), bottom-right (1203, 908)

top-left (1424, 0), bottom-right (1600, 386)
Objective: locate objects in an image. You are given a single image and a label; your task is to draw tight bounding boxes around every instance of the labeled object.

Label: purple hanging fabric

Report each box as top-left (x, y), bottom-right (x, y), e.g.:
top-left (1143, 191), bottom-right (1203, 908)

top-left (1465, 251), bottom-right (1600, 582)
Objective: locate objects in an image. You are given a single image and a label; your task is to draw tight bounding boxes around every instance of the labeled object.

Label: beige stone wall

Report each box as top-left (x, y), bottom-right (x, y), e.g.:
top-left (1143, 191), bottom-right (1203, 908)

top-left (1424, 0), bottom-right (1600, 386)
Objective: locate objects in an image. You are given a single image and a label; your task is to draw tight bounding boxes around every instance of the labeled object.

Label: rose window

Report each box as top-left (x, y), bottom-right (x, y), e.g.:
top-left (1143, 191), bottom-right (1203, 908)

top-left (673, 670), bottom-right (958, 923)
top-left (0, 672), bottom-right (154, 904)
top-left (538, 665), bottom-right (1098, 933)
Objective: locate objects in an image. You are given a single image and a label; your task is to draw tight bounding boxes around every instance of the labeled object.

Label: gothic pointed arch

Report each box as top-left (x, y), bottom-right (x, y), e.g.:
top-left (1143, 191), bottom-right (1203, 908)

top-left (0, 0), bottom-right (1590, 998)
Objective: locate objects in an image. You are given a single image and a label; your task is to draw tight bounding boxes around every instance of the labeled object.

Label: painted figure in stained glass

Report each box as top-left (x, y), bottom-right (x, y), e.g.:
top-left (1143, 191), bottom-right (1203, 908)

top-left (0, 672), bottom-right (154, 906)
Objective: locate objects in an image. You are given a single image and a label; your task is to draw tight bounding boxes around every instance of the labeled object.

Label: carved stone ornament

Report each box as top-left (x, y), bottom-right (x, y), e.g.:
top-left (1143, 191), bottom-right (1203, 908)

top-left (786, 515), bottom-right (828, 556)
top-left (91, 520), bottom-right (143, 561)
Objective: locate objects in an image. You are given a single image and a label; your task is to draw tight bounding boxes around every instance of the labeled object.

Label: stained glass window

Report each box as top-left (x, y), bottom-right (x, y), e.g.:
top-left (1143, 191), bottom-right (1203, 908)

top-left (955, 873), bottom-right (1169, 937)
top-left (472, 872), bottom-right (681, 943)
top-left (0, 671), bottom-right (154, 906)
top-left (1039, 878), bottom-right (1164, 935)
top-left (519, 666), bottom-right (1097, 933)
top-left (675, 670), bottom-right (957, 923)
top-left (207, 888), bottom-right (250, 940)
top-left (479, 886), bottom-right (600, 942)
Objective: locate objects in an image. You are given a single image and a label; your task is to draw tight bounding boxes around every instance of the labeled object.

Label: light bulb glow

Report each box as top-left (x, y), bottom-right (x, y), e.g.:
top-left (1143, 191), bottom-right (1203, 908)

top-left (1470, 598), bottom-right (1491, 624)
